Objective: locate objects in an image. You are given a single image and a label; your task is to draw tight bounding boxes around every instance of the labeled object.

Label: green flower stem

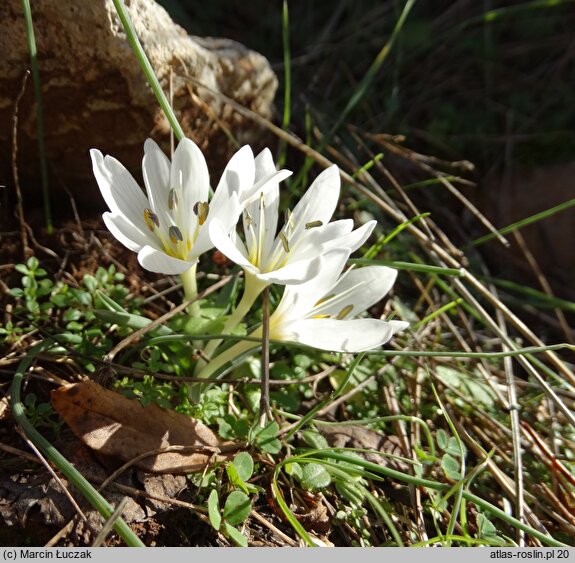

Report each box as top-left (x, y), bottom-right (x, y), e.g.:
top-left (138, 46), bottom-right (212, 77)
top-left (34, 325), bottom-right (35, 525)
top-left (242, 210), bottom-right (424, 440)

top-left (112, 0), bottom-right (185, 142)
top-left (10, 341), bottom-right (144, 547)
top-left (22, 0), bottom-right (52, 233)
top-left (196, 335), bottom-right (260, 382)
top-left (202, 272), bottom-right (267, 361)
top-left (181, 264), bottom-right (199, 316)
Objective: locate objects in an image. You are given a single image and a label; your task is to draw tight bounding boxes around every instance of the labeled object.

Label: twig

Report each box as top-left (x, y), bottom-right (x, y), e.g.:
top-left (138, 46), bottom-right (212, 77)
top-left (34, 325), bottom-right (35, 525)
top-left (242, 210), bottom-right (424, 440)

top-left (250, 509), bottom-right (297, 546)
top-left (92, 497), bottom-right (130, 547)
top-left (15, 427), bottom-right (87, 522)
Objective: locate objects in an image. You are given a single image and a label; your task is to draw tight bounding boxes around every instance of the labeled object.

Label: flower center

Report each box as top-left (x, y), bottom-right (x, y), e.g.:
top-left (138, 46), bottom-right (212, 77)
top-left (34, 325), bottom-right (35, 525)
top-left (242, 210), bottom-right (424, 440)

top-left (142, 192), bottom-right (209, 260)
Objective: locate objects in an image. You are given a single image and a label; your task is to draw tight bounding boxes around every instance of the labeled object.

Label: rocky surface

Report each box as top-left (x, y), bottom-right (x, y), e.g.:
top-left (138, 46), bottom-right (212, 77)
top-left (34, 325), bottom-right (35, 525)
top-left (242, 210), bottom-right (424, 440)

top-left (0, 0), bottom-right (277, 209)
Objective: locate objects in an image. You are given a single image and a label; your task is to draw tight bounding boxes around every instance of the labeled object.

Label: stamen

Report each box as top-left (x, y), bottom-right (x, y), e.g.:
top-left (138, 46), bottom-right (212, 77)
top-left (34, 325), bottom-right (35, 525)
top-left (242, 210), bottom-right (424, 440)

top-left (169, 225), bottom-right (184, 244)
top-left (244, 210), bottom-right (255, 229)
top-left (336, 305), bottom-right (354, 320)
top-left (279, 232), bottom-right (290, 253)
top-left (193, 201), bottom-right (210, 225)
top-left (305, 220), bottom-right (323, 230)
top-left (314, 294), bottom-right (336, 307)
top-left (284, 209), bottom-right (294, 233)
top-left (168, 188), bottom-right (178, 210)
top-left (144, 208), bottom-right (159, 231)
top-left (312, 314), bottom-right (331, 319)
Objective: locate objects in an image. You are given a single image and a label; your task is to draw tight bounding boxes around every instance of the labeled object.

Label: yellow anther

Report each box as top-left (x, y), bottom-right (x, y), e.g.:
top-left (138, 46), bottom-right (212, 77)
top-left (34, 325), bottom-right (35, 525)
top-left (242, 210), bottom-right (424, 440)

top-left (336, 305), bottom-right (354, 320)
top-left (305, 220), bottom-right (323, 230)
top-left (313, 294), bottom-right (336, 307)
top-left (144, 208), bottom-right (159, 231)
top-left (244, 210), bottom-right (255, 228)
top-left (168, 188), bottom-right (178, 210)
top-left (312, 314), bottom-right (331, 319)
top-left (169, 225), bottom-right (183, 244)
top-left (284, 209), bottom-right (294, 233)
top-left (279, 232), bottom-right (290, 253)
top-left (193, 201), bottom-right (210, 225)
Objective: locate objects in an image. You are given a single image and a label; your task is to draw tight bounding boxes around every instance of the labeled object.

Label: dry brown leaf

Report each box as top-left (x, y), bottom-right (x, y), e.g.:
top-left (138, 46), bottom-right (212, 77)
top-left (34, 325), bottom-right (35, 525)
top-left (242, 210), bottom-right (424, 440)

top-left (51, 380), bottom-right (240, 473)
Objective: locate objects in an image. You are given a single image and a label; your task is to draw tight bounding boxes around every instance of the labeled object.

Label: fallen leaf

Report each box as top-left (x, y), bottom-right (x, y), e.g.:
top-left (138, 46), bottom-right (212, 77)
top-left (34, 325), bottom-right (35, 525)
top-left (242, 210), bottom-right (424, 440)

top-left (51, 381), bottom-right (240, 473)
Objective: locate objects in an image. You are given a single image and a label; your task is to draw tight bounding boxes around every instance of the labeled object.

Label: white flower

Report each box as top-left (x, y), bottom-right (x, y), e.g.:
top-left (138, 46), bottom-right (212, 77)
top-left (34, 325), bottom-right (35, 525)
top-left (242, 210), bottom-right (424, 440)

top-left (209, 150), bottom-right (376, 285)
top-left (90, 138), bottom-right (260, 275)
top-left (197, 248), bottom-right (408, 381)
top-left (269, 248), bottom-right (408, 352)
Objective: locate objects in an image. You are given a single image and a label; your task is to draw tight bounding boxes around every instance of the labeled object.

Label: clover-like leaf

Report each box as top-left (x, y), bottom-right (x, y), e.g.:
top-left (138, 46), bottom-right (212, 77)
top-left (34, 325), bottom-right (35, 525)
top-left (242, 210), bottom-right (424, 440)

top-left (301, 462), bottom-right (331, 491)
top-left (223, 490), bottom-right (251, 526)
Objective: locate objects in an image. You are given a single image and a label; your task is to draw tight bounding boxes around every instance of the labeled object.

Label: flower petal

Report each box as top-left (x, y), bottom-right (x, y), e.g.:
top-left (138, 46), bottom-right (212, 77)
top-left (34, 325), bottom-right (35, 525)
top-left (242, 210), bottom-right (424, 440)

top-left (289, 219), bottom-right (353, 263)
top-left (254, 148), bottom-right (276, 182)
top-left (90, 149), bottom-right (149, 229)
top-left (272, 248), bottom-right (350, 321)
top-left (194, 192), bottom-right (241, 257)
top-left (276, 318), bottom-right (395, 352)
top-left (170, 138), bottom-right (210, 237)
top-left (256, 253), bottom-right (322, 285)
top-left (137, 245), bottom-right (197, 275)
top-left (286, 164), bottom-right (340, 240)
top-left (102, 212), bottom-right (150, 252)
top-left (323, 220), bottom-right (376, 255)
top-left (390, 320), bottom-right (409, 334)
top-left (142, 138), bottom-right (172, 230)
top-left (211, 145), bottom-right (255, 211)
top-left (316, 265), bottom-right (398, 318)
top-left (208, 218), bottom-right (253, 270)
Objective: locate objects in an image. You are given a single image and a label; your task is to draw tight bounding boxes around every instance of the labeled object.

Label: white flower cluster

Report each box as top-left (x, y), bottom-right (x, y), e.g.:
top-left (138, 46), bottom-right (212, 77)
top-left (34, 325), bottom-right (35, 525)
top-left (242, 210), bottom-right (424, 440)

top-left (90, 138), bottom-right (407, 372)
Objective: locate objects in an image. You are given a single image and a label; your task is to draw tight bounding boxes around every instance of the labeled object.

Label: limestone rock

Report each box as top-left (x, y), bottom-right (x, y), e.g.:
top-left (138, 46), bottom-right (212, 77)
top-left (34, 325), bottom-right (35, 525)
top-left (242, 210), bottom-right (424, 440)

top-left (0, 0), bottom-right (277, 208)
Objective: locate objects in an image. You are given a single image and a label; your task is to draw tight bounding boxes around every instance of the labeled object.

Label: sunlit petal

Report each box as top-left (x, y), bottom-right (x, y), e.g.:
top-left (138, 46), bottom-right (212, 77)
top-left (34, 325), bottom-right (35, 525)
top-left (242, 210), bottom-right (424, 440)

top-left (276, 318), bottom-right (395, 353)
top-left (143, 138), bottom-right (172, 231)
top-left (256, 254), bottom-right (322, 285)
top-left (90, 149), bottom-right (149, 228)
top-left (137, 246), bottom-right (197, 275)
top-left (315, 265), bottom-right (398, 318)
top-left (208, 218), bottom-right (253, 270)
top-left (211, 145), bottom-right (255, 211)
top-left (102, 212), bottom-right (149, 252)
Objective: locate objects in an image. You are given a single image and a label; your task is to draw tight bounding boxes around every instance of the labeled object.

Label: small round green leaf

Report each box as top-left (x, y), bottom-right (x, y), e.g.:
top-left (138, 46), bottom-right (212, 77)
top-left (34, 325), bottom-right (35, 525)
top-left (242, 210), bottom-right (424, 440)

top-left (223, 490), bottom-right (251, 525)
top-left (223, 522), bottom-right (248, 547)
top-left (233, 451), bottom-right (254, 482)
top-left (207, 489), bottom-right (221, 531)
top-left (301, 462), bottom-right (331, 491)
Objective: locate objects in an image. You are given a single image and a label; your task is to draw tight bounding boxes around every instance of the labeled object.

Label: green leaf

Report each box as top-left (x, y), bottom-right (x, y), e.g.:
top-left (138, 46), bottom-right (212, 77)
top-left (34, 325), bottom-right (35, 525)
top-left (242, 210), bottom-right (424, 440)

top-left (251, 421), bottom-right (281, 454)
top-left (284, 462), bottom-right (303, 480)
top-left (63, 309), bottom-right (82, 322)
top-left (301, 462), bottom-right (331, 491)
top-left (207, 489), bottom-right (221, 531)
top-left (226, 462), bottom-right (249, 495)
top-left (476, 512), bottom-right (506, 545)
top-left (293, 354), bottom-right (313, 370)
top-left (223, 490), bottom-right (251, 525)
top-left (441, 453), bottom-right (462, 480)
top-left (223, 522), bottom-right (248, 547)
top-left (232, 451), bottom-right (254, 482)
top-left (445, 436), bottom-right (465, 457)
top-left (335, 480), bottom-right (365, 507)
top-left (14, 264), bottom-right (30, 275)
top-left (436, 428), bottom-right (449, 451)
top-left (83, 274), bottom-right (98, 292)
top-left (301, 429), bottom-right (329, 450)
